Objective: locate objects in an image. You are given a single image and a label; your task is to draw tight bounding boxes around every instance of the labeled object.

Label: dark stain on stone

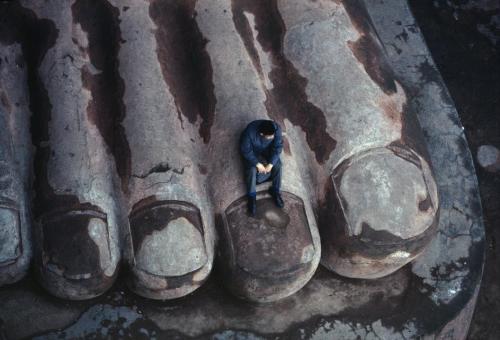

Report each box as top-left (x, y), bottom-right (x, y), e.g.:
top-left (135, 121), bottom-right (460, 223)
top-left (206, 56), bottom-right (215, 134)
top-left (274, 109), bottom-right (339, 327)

top-left (223, 191), bottom-right (314, 278)
top-left (283, 135), bottom-right (291, 155)
top-left (147, 163), bottom-right (170, 174)
top-left (14, 54), bottom-right (24, 68)
top-left (419, 194), bottom-right (432, 212)
top-left (387, 142), bottom-right (424, 170)
top-left (41, 209), bottom-right (109, 279)
top-left (418, 58), bottom-right (452, 93)
top-left (395, 29), bottom-right (409, 43)
top-left (417, 58), bottom-right (442, 85)
top-left (198, 163), bottom-right (208, 175)
top-left (318, 174), bottom-right (349, 263)
top-left (347, 36), bottom-right (397, 95)
top-left (129, 199), bottom-right (205, 255)
top-left (320, 165), bottom-right (439, 263)
top-left (133, 163), bottom-right (170, 179)
top-left (0, 2), bottom-right (87, 218)
top-left (379, 94), bottom-right (402, 126)
top-left (231, 0), bottom-right (336, 164)
top-left (131, 267), bottom-right (202, 292)
top-left (354, 212), bottom-right (439, 260)
top-left (342, 0), bottom-right (398, 95)
top-left (216, 205), bottom-right (315, 300)
top-left (132, 162), bottom-right (187, 179)
top-left (390, 102), bottom-right (434, 165)
top-left (72, 0), bottom-right (131, 193)
top-left (0, 90), bottom-right (11, 112)
top-left (149, 0), bottom-right (216, 143)
top-left (71, 37), bottom-right (86, 54)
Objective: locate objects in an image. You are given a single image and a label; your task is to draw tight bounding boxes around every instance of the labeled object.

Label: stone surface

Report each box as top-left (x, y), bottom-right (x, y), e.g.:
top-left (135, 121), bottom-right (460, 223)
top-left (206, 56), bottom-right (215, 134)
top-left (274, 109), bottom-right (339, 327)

top-left (40, 210), bottom-right (112, 280)
top-left (0, 26), bottom-right (33, 286)
top-left (219, 191), bottom-right (317, 302)
top-left (128, 200), bottom-right (211, 300)
top-left (405, 1), bottom-right (499, 338)
top-left (0, 0), bottom-right (485, 337)
top-left (0, 207), bottom-right (20, 265)
top-left (12, 0), bottom-right (123, 300)
top-left (274, 0), bottom-right (440, 279)
top-left (111, 0), bottom-right (216, 300)
top-left (195, 0), bottom-right (321, 302)
top-left (135, 216), bottom-right (207, 277)
top-left (477, 145), bottom-right (500, 172)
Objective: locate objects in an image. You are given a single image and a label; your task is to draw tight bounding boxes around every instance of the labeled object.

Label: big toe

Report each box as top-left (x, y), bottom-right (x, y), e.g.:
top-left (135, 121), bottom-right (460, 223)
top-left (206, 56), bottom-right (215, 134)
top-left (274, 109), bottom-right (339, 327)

top-left (321, 146), bottom-right (439, 279)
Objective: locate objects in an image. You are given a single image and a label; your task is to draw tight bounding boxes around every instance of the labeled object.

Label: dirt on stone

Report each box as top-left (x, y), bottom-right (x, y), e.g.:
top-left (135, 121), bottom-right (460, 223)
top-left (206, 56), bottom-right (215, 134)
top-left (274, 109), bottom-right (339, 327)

top-left (408, 1), bottom-right (500, 339)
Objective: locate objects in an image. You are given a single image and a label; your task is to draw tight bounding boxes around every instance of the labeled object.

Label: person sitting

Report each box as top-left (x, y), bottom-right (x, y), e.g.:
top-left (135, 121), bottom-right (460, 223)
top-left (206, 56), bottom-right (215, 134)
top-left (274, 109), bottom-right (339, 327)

top-left (239, 119), bottom-right (284, 216)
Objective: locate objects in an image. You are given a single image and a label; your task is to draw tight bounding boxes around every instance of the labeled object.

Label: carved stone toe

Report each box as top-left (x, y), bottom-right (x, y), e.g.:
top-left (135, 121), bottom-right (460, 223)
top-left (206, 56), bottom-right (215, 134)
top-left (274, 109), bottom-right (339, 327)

top-left (128, 200), bottom-right (210, 300)
top-left (35, 209), bottom-right (116, 300)
top-left (219, 191), bottom-right (319, 303)
top-left (321, 146), bottom-right (439, 279)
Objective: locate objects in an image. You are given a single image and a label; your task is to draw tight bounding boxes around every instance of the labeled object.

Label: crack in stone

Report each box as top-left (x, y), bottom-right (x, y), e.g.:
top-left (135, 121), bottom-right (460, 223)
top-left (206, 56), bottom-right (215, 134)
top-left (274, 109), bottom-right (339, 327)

top-left (132, 163), bottom-right (188, 179)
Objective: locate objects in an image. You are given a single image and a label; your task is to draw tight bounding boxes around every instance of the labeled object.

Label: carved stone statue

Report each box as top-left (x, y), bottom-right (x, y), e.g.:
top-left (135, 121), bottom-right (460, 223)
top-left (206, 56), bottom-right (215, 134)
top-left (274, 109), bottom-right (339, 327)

top-left (0, 0), bottom-right (438, 303)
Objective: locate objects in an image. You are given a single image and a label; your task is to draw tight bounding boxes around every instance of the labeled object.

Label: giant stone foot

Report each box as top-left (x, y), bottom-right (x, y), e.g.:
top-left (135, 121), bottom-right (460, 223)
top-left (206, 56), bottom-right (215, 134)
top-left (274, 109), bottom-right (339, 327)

top-left (0, 0), bottom-right (485, 337)
top-left (0, 0), bottom-right (438, 301)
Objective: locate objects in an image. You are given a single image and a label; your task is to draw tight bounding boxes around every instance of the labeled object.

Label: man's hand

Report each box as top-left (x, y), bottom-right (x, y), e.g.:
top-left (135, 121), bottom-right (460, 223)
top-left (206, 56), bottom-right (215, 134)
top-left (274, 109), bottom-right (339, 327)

top-left (256, 163), bottom-right (267, 174)
top-left (264, 164), bottom-right (273, 173)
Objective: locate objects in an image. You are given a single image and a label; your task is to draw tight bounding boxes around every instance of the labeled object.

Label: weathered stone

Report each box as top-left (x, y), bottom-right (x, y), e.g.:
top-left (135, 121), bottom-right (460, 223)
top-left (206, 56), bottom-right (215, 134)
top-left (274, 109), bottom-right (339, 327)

top-left (477, 144), bottom-right (500, 172)
top-left (111, 0), bottom-right (215, 300)
top-left (0, 207), bottom-right (20, 266)
top-left (219, 192), bottom-right (317, 301)
top-left (0, 0), bottom-right (485, 337)
top-left (0, 22), bottom-right (33, 285)
top-left (134, 216), bottom-right (207, 277)
top-left (0, 111), bottom-right (22, 272)
top-left (40, 210), bottom-right (112, 280)
top-left (14, 0), bottom-right (123, 299)
top-left (128, 201), bottom-right (211, 299)
top-left (195, 0), bottom-right (321, 302)
top-left (270, 0), bottom-right (440, 278)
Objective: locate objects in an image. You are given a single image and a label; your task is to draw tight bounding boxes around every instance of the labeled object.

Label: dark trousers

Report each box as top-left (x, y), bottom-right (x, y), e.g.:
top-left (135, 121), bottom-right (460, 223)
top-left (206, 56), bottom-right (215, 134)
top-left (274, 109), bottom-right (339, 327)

top-left (245, 159), bottom-right (282, 196)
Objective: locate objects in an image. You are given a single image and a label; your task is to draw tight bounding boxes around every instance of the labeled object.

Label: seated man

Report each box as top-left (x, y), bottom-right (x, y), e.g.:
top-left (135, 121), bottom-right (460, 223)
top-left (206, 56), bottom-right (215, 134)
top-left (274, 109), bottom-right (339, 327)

top-left (240, 120), bottom-right (284, 216)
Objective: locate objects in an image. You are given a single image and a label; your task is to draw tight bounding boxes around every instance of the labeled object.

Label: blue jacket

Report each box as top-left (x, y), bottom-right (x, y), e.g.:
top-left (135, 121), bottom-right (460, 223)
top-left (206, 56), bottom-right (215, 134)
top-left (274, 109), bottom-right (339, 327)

top-left (239, 120), bottom-right (283, 167)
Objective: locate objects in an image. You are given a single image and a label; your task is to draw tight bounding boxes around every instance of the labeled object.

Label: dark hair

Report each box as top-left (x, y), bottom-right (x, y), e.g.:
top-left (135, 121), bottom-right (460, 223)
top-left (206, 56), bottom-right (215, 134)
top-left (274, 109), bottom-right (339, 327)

top-left (258, 120), bottom-right (276, 136)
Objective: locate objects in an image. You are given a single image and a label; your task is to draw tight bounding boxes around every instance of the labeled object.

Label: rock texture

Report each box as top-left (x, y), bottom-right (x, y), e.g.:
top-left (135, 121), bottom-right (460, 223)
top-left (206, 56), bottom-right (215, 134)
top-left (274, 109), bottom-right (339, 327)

top-left (271, 0), bottom-right (439, 279)
top-left (477, 145), bottom-right (500, 172)
top-left (114, 0), bottom-right (215, 300)
top-left (0, 0), bottom-right (485, 338)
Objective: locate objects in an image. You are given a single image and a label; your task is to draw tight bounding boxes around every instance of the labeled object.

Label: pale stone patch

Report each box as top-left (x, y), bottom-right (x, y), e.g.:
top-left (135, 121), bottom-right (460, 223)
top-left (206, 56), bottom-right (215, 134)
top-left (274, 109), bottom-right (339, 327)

top-left (136, 217), bottom-right (207, 277)
top-left (0, 207), bottom-right (19, 264)
top-left (340, 148), bottom-right (435, 239)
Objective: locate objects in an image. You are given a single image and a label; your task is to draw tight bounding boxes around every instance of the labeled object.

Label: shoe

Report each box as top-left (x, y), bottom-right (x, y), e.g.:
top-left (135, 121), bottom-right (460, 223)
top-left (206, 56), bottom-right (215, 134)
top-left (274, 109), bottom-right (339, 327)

top-left (269, 189), bottom-right (284, 208)
top-left (248, 196), bottom-right (256, 216)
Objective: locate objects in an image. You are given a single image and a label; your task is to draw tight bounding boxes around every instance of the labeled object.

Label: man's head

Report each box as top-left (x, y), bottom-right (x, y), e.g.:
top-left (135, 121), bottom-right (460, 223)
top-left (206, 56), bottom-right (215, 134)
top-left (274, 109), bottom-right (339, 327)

top-left (258, 120), bottom-right (276, 140)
